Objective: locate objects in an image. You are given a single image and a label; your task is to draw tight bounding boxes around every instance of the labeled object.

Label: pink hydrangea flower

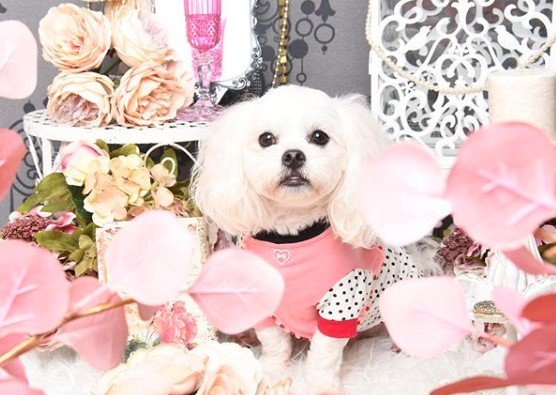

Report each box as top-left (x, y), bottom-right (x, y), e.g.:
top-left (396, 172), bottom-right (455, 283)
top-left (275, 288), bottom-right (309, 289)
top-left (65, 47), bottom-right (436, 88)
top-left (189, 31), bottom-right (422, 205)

top-left (153, 301), bottom-right (197, 348)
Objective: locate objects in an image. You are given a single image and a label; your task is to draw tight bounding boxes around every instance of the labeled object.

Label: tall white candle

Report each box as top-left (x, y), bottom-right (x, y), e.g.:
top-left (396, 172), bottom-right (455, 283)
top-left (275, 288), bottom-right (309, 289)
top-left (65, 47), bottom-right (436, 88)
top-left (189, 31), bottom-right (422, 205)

top-left (486, 69), bottom-right (554, 303)
top-left (488, 68), bottom-right (556, 139)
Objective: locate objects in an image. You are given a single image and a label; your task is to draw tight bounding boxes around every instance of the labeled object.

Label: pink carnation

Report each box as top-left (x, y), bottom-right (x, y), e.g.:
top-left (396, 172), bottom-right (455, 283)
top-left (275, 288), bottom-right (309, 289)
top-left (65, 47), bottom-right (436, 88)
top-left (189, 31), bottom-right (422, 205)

top-left (45, 212), bottom-right (77, 234)
top-left (153, 301), bottom-right (197, 347)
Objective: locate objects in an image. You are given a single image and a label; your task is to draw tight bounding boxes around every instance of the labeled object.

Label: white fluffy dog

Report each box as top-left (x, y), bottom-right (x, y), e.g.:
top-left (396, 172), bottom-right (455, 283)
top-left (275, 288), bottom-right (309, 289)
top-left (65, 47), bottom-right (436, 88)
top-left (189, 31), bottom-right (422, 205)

top-left (193, 86), bottom-right (425, 394)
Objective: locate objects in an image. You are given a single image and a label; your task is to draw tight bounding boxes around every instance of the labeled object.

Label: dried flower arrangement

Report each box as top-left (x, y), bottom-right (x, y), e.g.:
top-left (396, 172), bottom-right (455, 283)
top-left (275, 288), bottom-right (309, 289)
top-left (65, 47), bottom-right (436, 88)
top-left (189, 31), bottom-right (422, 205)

top-left (0, 131), bottom-right (284, 395)
top-left (435, 227), bottom-right (491, 277)
top-left (0, 17), bottom-right (285, 395)
top-left (0, 140), bottom-right (200, 278)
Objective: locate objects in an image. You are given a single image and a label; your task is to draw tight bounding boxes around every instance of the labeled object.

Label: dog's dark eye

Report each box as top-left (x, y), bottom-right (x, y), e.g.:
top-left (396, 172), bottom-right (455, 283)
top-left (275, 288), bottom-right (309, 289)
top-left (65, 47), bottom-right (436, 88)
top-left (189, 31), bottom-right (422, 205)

top-left (309, 130), bottom-right (330, 146)
top-left (258, 132), bottom-right (277, 148)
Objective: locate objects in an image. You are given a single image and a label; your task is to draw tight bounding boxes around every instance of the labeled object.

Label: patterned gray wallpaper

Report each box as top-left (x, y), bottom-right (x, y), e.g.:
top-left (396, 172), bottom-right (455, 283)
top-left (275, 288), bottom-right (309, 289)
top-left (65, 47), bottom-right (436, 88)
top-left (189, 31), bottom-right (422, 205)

top-left (0, 0), bottom-right (370, 223)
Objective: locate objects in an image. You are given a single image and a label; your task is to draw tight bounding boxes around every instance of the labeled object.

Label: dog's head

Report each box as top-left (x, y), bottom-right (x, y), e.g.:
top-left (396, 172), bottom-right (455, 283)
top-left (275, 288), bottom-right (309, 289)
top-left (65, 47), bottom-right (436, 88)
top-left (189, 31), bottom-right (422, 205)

top-left (192, 85), bottom-right (388, 247)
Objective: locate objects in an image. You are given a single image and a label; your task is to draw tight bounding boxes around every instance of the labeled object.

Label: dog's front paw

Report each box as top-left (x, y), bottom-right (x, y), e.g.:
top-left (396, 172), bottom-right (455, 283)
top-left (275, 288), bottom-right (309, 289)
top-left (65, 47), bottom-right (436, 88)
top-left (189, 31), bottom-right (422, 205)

top-left (259, 355), bottom-right (292, 394)
top-left (304, 369), bottom-right (344, 395)
top-left (258, 377), bottom-right (292, 395)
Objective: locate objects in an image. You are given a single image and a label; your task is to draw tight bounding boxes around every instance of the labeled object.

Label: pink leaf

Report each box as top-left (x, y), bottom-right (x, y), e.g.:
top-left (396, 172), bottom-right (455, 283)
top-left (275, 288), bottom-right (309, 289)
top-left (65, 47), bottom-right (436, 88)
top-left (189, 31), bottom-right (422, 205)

top-left (0, 377), bottom-right (43, 395)
top-left (357, 142), bottom-right (451, 246)
top-left (379, 277), bottom-right (472, 358)
top-left (431, 376), bottom-right (511, 395)
top-left (521, 293), bottom-right (556, 325)
top-left (503, 247), bottom-right (556, 276)
top-left (505, 325), bottom-right (556, 385)
top-left (0, 240), bottom-right (69, 337)
top-left (0, 334), bottom-right (27, 382)
top-left (492, 287), bottom-right (535, 335)
top-left (105, 211), bottom-right (194, 305)
top-left (0, 20), bottom-right (37, 99)
top-left (188, 249), bottom-right (285, 334)
top-left (53, 277), bottom-right (127, 371)
top-left (137, 304), bottom-right (159, 321)
top-left (0, 129), bottom-right (26, 202)
top-left (432, 324), bottom-right (556, 394)
top-left (447, 123), bottom-right (556, 250)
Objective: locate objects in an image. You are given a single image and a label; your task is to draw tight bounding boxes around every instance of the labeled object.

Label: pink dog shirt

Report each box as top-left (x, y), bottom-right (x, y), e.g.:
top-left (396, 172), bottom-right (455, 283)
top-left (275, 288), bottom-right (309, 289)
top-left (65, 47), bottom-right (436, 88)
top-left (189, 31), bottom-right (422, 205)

top-left (243, 228), bottom-right (383, 339)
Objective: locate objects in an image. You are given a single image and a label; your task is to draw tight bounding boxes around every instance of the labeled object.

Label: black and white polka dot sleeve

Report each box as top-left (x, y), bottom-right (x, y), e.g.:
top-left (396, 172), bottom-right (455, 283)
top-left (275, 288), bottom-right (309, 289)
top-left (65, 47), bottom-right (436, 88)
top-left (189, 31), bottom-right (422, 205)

top-left (317, 269), bottom-right (373, 322)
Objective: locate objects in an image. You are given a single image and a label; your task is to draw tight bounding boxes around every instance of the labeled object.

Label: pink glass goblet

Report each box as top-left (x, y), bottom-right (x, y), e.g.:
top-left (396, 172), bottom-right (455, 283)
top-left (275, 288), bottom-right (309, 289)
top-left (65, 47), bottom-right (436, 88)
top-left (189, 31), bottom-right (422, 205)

top-left (177, 0), bottom-right (224, 122)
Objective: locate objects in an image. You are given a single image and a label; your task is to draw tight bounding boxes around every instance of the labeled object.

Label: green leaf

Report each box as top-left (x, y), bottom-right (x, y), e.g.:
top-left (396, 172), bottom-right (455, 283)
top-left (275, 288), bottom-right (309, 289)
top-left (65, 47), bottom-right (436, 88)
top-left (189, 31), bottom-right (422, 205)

top-left (81, 222), bottom-right (97, 240)
top-left (42, 198), bottom-right (74, 214)
top-left (96, 139), bottom-right (110, 154)
top-left (68, 185), bottom-right (93, 226)
top-left (169, 180), bottom-right (191, 200)
top-left (161, 148), bottom-right (178, 177)
top-left (110, 144), bottom-right (140, 158)
top-left (19, 173), bottom-right (70, 213)
top-left (124, 339), bottom-right (149, 362)
top-left (539, 243), bottom-right (556, 265)
top-left (35, 230), bottom-right (79, 252)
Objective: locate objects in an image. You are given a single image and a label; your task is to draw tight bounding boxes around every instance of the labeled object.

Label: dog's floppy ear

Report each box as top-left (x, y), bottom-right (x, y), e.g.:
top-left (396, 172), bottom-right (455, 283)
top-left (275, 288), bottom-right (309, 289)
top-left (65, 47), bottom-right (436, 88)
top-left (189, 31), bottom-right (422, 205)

top-left (192, 100), bottom-right (269, 236)
top-left (328, 94), bottom-right (389, 248)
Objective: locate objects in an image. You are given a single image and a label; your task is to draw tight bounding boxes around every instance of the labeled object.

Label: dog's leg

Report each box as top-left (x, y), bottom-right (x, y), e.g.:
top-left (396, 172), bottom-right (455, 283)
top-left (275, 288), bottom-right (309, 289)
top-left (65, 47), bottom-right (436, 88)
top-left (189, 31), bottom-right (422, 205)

top-left (304, 330), bottom-right (348, 395)
top-left (256, 326), bottom-right (292, 393)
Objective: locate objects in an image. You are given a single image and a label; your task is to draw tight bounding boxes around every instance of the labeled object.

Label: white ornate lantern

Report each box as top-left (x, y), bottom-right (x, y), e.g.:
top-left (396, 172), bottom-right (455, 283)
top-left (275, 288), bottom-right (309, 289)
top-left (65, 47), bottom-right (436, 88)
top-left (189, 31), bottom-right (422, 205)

top-left (368, 0), bottom-right (555, 169)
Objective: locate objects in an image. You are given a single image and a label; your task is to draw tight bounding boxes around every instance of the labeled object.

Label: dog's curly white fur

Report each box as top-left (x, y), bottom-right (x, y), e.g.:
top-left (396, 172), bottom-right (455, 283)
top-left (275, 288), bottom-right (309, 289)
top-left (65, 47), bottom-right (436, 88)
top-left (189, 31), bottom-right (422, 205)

top-left (193, 85), bottom-right (388, 247)
top-left (193, 86), bottom-right (394, 394)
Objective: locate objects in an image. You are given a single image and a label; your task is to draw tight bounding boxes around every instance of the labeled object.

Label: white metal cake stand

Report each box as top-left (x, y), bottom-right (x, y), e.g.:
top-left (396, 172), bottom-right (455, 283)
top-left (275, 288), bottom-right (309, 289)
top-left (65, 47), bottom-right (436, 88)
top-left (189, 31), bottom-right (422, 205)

top-left (23, 110), bottom-right (208, 179)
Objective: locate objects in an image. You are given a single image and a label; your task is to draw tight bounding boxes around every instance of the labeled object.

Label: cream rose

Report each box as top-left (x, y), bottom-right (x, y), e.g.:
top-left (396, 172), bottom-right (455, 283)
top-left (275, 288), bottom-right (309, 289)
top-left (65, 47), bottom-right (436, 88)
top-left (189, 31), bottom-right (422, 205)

top-left (93, 344), bottom-right (206, 395)
top-left (111, 9), bottom-right (173, 68)
top-left (112, 61), bottom-right (194, 126)
top-left (191, 342), bottom-right (264, 395)
top-left (47, 72), bottom-right (114, 127)
top-left (39, 4), bottom-right (111, 72)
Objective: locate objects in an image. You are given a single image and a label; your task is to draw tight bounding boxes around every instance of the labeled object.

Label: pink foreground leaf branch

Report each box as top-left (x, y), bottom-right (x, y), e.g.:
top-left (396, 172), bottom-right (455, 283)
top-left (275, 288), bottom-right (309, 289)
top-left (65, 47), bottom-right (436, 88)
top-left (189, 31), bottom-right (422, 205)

top-left (477, 168), bottom-right (556, 225)
top-left (0, 212), bottom-right (285, 372)
top-left (0, 295), bottom-right (135, 368)
top-left (447, 122), bottom-right (556, 250)
top-left (359, 122), bottom-right (556, 276)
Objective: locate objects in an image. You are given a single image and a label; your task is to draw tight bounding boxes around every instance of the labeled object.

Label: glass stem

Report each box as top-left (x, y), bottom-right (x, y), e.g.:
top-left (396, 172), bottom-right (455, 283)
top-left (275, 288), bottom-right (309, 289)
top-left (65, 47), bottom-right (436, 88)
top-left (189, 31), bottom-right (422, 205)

top-left (198, 61), bottom-right (213, 104)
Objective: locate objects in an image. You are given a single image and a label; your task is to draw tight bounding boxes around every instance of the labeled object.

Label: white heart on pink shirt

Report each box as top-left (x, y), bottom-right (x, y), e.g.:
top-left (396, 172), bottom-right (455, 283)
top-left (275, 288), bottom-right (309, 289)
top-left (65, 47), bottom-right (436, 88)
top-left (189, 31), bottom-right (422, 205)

top-left (273, 249), bottom-right (291, 265)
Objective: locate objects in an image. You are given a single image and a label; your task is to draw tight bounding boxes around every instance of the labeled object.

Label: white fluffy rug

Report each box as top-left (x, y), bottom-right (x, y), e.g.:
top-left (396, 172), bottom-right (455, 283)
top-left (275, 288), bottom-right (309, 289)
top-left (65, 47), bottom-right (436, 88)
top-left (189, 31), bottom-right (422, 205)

top-left (22, 333), bottom-right (509, 395)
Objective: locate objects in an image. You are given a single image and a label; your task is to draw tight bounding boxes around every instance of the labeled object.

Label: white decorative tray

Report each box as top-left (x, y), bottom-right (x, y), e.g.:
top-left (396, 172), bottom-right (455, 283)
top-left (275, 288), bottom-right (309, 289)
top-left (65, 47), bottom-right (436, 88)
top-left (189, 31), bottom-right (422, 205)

top-left (23, 110), bottom-right (208, 178)
top-left (24, 110), bottom-right (208, 145)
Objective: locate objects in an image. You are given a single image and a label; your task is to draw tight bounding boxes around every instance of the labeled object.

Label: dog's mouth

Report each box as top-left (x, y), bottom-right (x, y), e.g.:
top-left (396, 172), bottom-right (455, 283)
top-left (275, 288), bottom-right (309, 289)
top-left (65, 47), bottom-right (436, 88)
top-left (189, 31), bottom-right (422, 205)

top-left (280, 172), bottom-right (310, 188)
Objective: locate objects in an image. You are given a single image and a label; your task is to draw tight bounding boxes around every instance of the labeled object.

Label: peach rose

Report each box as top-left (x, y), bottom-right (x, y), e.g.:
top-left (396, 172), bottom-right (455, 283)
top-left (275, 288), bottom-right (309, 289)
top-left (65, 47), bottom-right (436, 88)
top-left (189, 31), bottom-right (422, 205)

top-left (58, 141), bottom-right (110, 187)
top-left (93, 344), bottom-right (206, 395)
top-left (111, 9), bottom-right (173, 68)
top-left (39, 4), bottom-right (111, 72)
top-left (112, 61), bottom-right (194, 126)
top-left (47, 72), bottom-right (114, 127)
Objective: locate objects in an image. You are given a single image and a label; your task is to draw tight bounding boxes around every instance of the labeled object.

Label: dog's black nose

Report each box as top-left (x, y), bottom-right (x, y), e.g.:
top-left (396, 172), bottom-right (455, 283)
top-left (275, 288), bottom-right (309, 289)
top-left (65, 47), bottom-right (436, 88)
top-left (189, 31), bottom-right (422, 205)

top-left (282, 149), bottom-right (306, 169)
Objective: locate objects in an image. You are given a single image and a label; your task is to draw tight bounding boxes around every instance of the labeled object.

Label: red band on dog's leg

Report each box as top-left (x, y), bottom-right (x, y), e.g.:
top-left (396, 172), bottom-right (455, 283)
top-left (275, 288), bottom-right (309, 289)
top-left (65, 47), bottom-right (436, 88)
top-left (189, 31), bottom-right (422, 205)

top-left (317, 317), bottom-right (358, 338)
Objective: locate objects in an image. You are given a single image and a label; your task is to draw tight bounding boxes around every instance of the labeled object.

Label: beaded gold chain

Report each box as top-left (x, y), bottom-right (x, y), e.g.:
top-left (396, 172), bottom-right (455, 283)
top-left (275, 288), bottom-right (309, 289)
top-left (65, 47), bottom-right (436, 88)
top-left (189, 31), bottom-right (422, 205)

top-left (271, 0), bottom-right (290, 88)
